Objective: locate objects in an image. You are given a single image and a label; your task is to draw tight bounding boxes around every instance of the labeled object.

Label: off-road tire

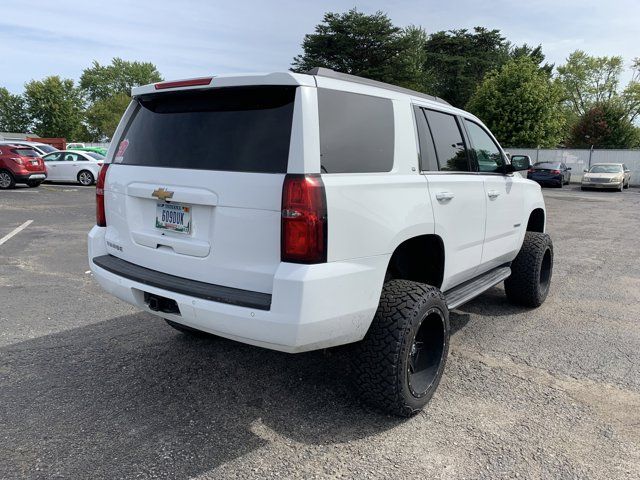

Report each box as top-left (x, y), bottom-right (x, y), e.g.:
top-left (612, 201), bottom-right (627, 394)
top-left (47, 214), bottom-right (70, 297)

top-left (26, 180), bottom-right (42, 188)
top-left (165, 319), bottom-right (210, 337)
top-left (0, 170), bottom-right (15, 189)
top-left (351, 280), bottom-right (450, 417)
top-left (505, 232), bottom-right (553, 308)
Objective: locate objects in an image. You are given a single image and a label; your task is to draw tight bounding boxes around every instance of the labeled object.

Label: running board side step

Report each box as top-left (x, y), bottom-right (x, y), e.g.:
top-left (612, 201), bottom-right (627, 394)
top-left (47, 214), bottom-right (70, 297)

top-left (444, 265), bottom-right (511, 310)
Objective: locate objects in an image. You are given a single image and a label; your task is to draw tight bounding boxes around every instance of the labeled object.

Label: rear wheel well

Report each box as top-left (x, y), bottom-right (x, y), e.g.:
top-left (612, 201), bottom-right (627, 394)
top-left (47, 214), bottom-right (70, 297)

top-left (527, 208), bottom-right (545, 233)
top-left (386, 235), bottom-right (444, 289)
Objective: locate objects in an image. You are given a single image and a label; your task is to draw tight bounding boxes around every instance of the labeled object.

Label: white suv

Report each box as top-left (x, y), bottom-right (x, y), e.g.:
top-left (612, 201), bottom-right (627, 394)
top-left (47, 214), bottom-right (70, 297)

top-left (88, 68), bottom-right (553, 416)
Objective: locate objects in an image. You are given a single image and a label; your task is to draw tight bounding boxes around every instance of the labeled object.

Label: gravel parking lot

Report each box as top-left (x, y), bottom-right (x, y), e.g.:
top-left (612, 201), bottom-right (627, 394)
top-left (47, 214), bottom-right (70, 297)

top-left (1, 183), bottom-right (639, 479)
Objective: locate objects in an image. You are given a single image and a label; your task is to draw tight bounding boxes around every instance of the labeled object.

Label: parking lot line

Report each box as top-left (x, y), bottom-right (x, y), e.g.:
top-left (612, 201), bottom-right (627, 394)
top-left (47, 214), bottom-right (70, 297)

top-left (0, 220), bottom-right (33, 246)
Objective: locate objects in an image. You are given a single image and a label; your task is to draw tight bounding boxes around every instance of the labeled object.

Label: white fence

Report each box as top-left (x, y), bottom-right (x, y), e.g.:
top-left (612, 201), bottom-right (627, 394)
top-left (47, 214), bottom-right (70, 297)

top-left (507, 148), bottom-right (640, 186)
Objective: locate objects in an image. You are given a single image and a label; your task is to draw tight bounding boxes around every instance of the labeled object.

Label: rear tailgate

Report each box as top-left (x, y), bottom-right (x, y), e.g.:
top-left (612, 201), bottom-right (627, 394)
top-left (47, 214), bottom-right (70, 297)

top-left (102, 85), bottom-right (298, 295)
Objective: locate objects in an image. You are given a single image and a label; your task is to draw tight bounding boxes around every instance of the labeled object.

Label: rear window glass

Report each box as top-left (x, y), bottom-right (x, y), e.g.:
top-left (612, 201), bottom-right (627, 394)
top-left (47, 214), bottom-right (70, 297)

top-left (113, 86), bottom-right (296, 173)
top-left (13, 148), bottom-right (39, 157)
top-left (318, 89), bottom-right (394, 173)
top-left (86, 152), bottom-right (104, 160)
top-left (534, 162), bottom-right (561, 169)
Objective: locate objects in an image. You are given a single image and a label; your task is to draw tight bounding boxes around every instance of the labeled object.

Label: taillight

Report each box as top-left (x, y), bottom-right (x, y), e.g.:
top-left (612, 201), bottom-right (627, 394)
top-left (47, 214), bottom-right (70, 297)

top-left (527, 168), bottom-right (534, 173)
top-left (281, 174), bottom-right (327, 264)
top-left (9, 157), bottom-right (24, 165)
top-left (552, 170), bottom-right (561, 174)
top-left (96, 164), bottom-right (110, 227)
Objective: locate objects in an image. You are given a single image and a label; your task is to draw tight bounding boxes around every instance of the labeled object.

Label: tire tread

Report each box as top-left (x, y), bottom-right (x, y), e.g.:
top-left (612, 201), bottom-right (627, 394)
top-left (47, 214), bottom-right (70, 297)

top-left (351, 280), bottom-right (448, 417)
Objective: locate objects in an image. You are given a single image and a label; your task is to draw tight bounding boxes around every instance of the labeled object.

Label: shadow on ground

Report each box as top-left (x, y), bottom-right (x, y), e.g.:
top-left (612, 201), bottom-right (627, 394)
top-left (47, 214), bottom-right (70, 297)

top-left (1, 313), bottom-right (405, 478)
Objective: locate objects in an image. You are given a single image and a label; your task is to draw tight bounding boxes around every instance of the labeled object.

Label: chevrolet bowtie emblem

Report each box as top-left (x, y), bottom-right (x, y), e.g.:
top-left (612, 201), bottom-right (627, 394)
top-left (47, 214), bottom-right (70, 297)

top-left (152, 188), bottom-right (174, 201)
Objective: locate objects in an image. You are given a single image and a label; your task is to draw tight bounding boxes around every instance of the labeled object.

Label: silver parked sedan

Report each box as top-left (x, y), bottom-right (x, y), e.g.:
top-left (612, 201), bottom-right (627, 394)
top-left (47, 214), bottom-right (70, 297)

top-left (581, 163), bottom-right (631, 192)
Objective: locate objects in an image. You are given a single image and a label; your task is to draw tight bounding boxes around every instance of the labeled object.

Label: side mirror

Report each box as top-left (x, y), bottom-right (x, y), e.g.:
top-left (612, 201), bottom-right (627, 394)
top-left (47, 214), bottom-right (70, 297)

top-left (567, 167), bottom-right (572, 171)
top-left (510, 155), bottom-right (532, 172)
top-left (583, 169), bottom-right (589, 173)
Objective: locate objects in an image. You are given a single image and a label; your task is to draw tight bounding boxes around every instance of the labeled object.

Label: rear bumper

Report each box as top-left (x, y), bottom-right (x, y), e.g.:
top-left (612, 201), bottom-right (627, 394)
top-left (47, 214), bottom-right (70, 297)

top-left (528, 176), bottom-right (562, 186)
top-left (88, 226), bottom-right (386, 353)
top-left (14, 172), bottom-right (47, 182)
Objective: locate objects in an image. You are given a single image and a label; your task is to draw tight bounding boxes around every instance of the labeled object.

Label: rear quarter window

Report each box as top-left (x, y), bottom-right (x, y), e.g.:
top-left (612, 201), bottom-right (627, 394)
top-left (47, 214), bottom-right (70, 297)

top-left (113, 86), bottom-right (296, 173)
top-left (318, 89), bottom-right (394, 173)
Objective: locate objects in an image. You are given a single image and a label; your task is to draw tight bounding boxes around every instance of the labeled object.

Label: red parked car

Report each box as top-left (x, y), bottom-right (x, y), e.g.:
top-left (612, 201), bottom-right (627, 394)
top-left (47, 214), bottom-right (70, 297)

top-left (0, 144), bottom-right (47, 189)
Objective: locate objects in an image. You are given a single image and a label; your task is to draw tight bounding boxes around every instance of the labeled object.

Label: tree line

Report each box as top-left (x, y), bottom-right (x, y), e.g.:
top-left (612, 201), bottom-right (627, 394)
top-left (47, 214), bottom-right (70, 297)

top-left (292, 9), bottom-right (640, 149)
top-left (1, 8), bottom-right (639, 148)
top-left (0, 58), bottom-right (162, 141)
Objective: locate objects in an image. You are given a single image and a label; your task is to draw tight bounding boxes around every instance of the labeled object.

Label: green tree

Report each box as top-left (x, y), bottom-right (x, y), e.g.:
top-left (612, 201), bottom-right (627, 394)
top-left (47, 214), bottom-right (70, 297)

top-left (291, 9), bottom-right (429, 91)
top-left (423, 27), bottom-right (510, 107)
top-left (510, 44), bottom-right (553, 75)
top-left (23, 76), bottom-right (85, 139)
top-left (85, 92), bottom-right (131, 140)
top-left (567, 103), bottom-right (639, 148)
top-left (0, 87), bottom-right (31, 133)
top-left (466, 57), bottom-right (565, 148)
top-left (556, 51), bottom-right (624, 117)
top-left (622, 57), bottom-right (640, 123)
top-left (80, 57), bottom-right (162, 102)
top-left (79, 58), bottom-right (162, 140)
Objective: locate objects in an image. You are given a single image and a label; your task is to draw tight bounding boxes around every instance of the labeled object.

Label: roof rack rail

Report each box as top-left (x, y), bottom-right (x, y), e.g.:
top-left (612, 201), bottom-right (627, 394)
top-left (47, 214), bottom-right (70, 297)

top-left (305, 67), bottom-right (450, 106)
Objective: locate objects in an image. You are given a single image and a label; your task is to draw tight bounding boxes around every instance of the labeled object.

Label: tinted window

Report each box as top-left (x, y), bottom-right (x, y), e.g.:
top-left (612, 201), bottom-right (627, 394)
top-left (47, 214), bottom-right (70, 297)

top-left (424, 110), bottom-right (469, 172)
top-left (13, 148), bottom-right (39, 157)
top-left (534, 162), bottom-right (561, 169)
top-left (86, 152), bottom-right (104, 160)
top-left (114, 86), bottom-right (296, 173)
top-left (413, 106), bottom-right (438, 171)
top-left (318, 89), bottom-right (394, 173)
top-left (464, 120), bottom-right (505, 173)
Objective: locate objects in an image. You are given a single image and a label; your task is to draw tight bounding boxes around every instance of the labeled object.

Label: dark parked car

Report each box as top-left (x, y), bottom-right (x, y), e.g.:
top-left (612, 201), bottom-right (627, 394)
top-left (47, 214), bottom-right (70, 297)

top-left (0, 145), bottom-right (47, 189)
top-left (527, 162), bottom-right (571, 187)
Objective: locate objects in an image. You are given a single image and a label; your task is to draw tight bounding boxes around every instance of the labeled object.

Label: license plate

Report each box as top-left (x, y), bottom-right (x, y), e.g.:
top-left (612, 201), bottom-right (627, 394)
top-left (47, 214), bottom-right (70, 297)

top-left (155, 203), bottom-right (191, 234)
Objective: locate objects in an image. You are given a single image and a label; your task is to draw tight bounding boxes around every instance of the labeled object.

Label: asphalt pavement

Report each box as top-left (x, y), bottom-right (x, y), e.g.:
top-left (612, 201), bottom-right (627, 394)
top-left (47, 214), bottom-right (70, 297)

top-left (1, 183), bottom-right (639, 479)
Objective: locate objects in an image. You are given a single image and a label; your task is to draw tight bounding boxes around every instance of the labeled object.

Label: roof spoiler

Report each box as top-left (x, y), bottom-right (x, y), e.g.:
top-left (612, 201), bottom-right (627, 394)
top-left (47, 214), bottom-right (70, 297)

top-left (305, 67), bottom-right (450, 106)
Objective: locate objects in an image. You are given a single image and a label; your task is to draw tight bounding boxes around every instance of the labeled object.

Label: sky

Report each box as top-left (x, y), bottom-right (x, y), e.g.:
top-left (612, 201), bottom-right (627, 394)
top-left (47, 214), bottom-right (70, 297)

top-left (1, 0), bottom-right (639, 94)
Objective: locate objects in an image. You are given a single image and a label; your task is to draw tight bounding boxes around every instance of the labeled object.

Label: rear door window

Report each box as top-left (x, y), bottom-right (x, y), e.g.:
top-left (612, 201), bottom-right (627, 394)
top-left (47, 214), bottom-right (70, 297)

top-left (114, 86), bottom-right (296, 173)
top-left (318, 89), bottom-right (394, 173)
top-left (424, 110), bottom-right (470, 172)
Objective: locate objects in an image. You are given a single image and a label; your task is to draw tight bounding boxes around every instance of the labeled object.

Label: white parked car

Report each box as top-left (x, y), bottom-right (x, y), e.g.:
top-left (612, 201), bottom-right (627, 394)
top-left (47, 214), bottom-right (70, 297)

top-left (88, 69), bottom-right (552, 416)
top-left (42, 150), bottom-right (104, 185)
top-left (0, 140), bottom-right (58, 156)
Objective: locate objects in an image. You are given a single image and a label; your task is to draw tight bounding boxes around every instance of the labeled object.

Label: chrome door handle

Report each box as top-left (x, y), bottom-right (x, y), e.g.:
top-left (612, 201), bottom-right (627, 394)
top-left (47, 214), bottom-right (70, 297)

top-left (435, 191), bottom-right (455, 201)
top-left (487, 190), bottom-right (500, 198)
